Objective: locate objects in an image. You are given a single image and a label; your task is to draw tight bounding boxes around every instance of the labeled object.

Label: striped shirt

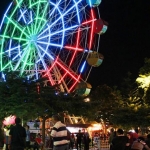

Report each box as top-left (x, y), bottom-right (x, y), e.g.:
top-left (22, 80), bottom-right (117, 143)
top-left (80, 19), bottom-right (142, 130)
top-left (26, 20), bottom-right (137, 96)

top-left (51, 121), bottom-right (69, 146)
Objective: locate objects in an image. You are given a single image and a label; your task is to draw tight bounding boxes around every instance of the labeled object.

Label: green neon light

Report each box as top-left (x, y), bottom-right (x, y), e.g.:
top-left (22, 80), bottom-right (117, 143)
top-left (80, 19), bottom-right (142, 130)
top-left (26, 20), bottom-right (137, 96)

top-left (35, 3), bottom-right (48, 34)
top-left (34, 0), bottom-right (41, 34)
top-left (7, 17), bottom-right (30, 38)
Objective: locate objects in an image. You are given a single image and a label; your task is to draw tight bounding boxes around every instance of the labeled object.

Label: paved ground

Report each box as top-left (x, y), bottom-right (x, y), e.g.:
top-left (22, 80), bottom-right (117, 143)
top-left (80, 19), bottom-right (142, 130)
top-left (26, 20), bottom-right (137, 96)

top-left (0, 148), bottom-right (109, 150)
top-left (72, 149), bottom-right (109, 150)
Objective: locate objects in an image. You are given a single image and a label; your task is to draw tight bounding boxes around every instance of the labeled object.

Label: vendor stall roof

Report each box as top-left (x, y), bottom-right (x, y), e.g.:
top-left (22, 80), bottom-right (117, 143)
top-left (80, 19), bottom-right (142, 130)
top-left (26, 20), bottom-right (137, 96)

top-left (66, 124), bottom-right (91, 128)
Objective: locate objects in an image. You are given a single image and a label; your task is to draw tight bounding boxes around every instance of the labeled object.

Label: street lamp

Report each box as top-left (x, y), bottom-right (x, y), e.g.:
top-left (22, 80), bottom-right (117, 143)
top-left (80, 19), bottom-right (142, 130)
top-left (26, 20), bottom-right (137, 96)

top-left (84, 97), bottom-right (90, 102)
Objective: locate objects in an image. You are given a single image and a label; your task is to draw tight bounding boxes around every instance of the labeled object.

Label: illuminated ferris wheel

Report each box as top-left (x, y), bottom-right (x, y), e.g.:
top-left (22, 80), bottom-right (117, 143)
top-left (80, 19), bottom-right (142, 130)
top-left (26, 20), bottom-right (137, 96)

top-left (0, 0), bottom-right (107, 95)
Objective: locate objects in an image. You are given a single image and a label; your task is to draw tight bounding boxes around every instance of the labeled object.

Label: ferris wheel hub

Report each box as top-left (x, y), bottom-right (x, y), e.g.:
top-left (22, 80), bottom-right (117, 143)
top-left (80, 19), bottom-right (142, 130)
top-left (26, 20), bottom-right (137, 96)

top-left (30, 35), bottom-right (37, 43)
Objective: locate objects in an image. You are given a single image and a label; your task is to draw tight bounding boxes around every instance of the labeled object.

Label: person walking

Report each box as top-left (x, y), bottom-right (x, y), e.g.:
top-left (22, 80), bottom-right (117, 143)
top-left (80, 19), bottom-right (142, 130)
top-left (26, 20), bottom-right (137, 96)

top-left (83, 130), bottom-right (91, 150)
top-left (131, 136), bottom-right (150, 150)
top-left (8, 117), bottom-right (26, 150)
top-left (112, 128), bottom-right (130, 150)
top-left (51, 114), bottom-right (69, 150)
top-left (3, 126), bottom-right (11, 150)
top-left (25, 125), bottom-right (30, 150)
top-left (70, 133), bottom-right (75, 150)
top-left (145, 134), bottom-right (150, 148)
top-left (108, 128), bottom-right (116, 150)
top-left (76, 129), bottom-right (83, 150)
top-left (33, 133), bottom-right (44, 150)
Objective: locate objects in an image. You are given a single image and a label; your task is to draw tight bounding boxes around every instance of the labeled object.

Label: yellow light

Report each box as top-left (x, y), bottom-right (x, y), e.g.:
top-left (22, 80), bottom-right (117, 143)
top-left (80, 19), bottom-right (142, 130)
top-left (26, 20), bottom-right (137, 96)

top-left (136, 74), bottom-right (150, 90)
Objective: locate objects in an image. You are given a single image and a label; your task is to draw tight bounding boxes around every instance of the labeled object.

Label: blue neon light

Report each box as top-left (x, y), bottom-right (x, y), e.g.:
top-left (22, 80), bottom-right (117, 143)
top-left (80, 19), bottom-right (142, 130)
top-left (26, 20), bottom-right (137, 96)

top-left (18, 9), bottom-right (27, 23)
top-left (39, 0), bottom-right (82, 39)
top-left (28, 10), bottom-right (33, 24)
top-left (80, 61), bottom-right (86, 73)
top-left (37, 40), bottom-right (62, 48)
top-left (87, 0), bottom-right (92, 7)
top-left (2, 72), bottom-right (6, 81)
top-left (12, 46), bottom-right (21, 61)
top-left (35, 64), bottom-right (39, 80)
top-left (0, 2), bottom-right (12, 31)
top-left (73, 0), bottom-right (80, 24)
top-left (8, 39), bottom-right (12, 57)
top-left (37, 44), bottom-right (54, 60)
top-left (38, 25), bottom-right (78, 40)
top-left (18, 9), bottom-right (34, 25)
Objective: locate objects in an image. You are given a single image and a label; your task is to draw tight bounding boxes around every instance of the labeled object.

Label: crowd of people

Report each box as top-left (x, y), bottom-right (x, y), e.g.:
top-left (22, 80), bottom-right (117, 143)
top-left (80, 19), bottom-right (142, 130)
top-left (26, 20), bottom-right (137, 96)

top-left (108, 128), bottom-right (150, 150)
top-left (2, 116), bottom-right (150, 150)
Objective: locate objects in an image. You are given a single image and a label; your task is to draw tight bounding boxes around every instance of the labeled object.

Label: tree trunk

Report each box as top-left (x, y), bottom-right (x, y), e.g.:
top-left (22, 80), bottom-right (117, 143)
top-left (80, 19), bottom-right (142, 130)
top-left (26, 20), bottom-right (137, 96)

top-left (42, 118), bottom-right (46, 144)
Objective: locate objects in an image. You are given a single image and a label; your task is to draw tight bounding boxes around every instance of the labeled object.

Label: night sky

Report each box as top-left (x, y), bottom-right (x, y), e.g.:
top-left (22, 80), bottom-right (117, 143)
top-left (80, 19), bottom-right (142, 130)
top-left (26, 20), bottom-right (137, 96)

top-left (88, 0), bottom-right (150, 88)
top-left (0, 0), bottom-right (150, 89)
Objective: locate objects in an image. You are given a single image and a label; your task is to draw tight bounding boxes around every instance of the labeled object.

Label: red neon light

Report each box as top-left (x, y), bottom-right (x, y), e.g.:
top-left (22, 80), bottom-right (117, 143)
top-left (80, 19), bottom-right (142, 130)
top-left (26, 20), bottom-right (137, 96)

top-left (68, 75), bottom-right (81, 92)
top-left (58, 72), bottom-right (67, 84)
top-left (69, 27), bottom-right (81, 67)
top-left (56, 60), bottom-right (80, 81)
top-left (64, 46), bottom-right (84, 51)
top-left (88, 9), bottom-right (95, 50)
top-left (47, 73), bottom-right (55, 85)
top-left (82, 19), bottom-right (96, 25)
top-left (47, 60), bottom-right (57, 72)
top-left (43, 59), bottom-right (58, 85)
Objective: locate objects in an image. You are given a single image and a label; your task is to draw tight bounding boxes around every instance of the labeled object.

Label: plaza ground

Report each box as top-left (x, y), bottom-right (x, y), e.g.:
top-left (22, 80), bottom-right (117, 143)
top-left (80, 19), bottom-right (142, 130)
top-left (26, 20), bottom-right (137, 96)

top-left (0, 139), bottom-right (110, 150)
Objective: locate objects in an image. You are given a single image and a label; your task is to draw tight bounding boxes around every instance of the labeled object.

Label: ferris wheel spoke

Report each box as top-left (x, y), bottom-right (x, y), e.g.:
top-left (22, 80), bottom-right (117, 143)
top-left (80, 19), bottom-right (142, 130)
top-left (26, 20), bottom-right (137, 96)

top-left (35, 44), bottom-right (54, 85)
top-left (38, 24), bottom-right (78, 41)
top-left (56, 59), bottom-right (80, 82)
top-left (35, 3), bottom-right (49, 34)
top-left (55, 60), bottom-right (81, 92)
top-left (6, 16), bottom-right (30, 38)
top-left (33, 1), bottom-right (44, 34)
top-left (45, 57), bottom-right (81, 92)
top-left (13, 44), bottom-right (30, 71)
top-left (37, 40), bottom-right (63, 48)
top-left (39, 0), bottom-right (82, 37)
top-left (15, 1), bottom-right (33, 35)
top-left (1, 62), bottom-right (11, 71)
top-left (72, 0), bottom-right (81, 24)
top-left (69, 27), bottom-right (81, 67)
top-left (20, 50), bottom-right (32, 74)
top-left (0, 35), bottom-right (29, 43)
top-left (37, 44), bottom-right (54, 61)
top-left (30, 0), bottom-right (47, 8)
top-left (48, 0), bottom-right (62, 18)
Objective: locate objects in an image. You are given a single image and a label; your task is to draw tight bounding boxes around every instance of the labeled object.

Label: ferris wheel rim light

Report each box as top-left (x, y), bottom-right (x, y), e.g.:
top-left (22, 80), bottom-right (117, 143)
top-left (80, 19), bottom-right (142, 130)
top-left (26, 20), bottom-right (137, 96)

top-left (80, 61), bottom-right (86, 73)
top-left (0, 2), bottom-right (13, 31)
